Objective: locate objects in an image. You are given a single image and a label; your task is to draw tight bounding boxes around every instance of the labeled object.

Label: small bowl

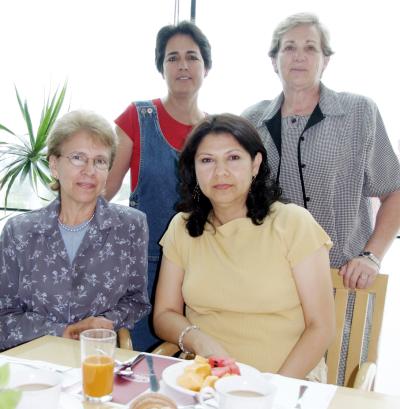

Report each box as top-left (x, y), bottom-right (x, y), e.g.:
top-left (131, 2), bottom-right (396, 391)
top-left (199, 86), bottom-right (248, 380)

top-left (7, 363), bottom-right (62, 409)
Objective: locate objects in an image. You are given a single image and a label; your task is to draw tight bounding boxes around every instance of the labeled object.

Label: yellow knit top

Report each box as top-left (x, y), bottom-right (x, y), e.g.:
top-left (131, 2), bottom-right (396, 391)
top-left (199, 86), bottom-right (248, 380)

top-left (160, 202), bottom-right (332, 372)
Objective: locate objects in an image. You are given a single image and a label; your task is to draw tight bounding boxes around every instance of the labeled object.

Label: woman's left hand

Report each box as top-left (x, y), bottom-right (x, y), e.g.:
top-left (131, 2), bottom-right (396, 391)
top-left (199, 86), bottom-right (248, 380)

top-left (339, 257), bottom-right (379, 289)
top-left (62, 316), bottom-right (114, 340)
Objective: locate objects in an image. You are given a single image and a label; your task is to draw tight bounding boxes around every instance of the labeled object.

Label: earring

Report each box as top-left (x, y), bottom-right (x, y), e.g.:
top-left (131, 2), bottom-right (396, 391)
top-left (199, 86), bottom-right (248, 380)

top-left (249, 175), bottom-right (256, 194)
top-left (192, 184), bottom-right (200, 203)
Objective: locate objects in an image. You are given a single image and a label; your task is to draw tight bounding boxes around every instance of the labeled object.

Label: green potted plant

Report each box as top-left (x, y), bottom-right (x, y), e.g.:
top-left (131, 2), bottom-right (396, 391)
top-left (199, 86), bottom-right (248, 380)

top-left (0, 364), bottom-right (21, 409)
top-left (0, 83), bottom-right (67, 211)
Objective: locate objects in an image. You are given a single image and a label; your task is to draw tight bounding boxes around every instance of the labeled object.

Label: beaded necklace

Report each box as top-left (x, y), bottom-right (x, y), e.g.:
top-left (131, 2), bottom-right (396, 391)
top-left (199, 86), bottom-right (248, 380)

top-left (58, 212), bottom-right (95, 232)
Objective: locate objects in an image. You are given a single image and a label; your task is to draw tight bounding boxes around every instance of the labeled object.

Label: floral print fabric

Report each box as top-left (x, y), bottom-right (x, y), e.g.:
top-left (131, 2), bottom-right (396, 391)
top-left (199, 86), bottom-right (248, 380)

top-left (0, 196), bottom-right (150, 350)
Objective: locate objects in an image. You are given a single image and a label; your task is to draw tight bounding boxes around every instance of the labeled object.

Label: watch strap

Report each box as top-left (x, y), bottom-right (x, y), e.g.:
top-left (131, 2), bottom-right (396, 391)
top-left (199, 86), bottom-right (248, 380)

top-left (358, 251), bottom-right (381, 268)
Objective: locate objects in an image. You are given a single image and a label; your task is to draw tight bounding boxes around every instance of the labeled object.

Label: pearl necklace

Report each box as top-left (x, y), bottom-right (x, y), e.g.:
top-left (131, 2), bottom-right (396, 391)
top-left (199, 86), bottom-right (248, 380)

top-left (58, 212), bottom-right (95, 232)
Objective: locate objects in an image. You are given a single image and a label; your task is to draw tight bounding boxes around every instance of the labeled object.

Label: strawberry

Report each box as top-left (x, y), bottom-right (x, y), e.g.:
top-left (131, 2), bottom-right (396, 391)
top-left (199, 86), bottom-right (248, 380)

top-left (211, 366), bottom-right (231, 377)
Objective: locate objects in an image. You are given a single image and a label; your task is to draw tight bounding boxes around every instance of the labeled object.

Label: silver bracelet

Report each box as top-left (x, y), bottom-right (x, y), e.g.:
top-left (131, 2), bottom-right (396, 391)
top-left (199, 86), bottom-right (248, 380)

top-left (358, 251), bottom-right (381, 269)
top-left (178, 324), bottom-right (199, 354)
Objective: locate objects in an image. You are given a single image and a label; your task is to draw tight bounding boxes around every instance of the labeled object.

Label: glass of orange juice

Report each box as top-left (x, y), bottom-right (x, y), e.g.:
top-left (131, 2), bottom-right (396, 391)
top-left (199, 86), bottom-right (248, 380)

top-left (80, 329), bottom-right (116, 402)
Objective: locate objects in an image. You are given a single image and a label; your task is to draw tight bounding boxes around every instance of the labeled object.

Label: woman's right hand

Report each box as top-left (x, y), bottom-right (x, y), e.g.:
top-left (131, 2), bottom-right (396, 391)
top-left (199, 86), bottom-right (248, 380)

top-left (62, 316), bottom-right (114, 340)
top-left (189, 330), bottom-right (230, 358)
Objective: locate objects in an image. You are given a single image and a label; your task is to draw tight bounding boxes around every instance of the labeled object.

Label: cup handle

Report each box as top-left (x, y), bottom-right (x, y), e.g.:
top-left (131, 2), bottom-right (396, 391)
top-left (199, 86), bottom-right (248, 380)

top-left (198, 386), bottom-right (218, 408)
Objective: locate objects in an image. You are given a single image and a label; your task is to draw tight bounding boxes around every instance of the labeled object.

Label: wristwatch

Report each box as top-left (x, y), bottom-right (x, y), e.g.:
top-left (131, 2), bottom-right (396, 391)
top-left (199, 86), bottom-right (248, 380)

top-left (358, 251), bottom-right (381, 269)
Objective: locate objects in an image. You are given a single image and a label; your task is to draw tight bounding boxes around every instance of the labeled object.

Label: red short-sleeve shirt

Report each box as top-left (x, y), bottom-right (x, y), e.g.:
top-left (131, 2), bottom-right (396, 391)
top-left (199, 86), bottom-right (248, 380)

top-left (115, 99), bottom-right (192, 191)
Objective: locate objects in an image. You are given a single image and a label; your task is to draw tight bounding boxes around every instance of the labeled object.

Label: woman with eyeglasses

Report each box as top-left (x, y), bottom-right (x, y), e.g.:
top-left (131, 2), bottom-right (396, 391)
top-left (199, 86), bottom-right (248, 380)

top-left (0, 110), bottom-right (151, 350)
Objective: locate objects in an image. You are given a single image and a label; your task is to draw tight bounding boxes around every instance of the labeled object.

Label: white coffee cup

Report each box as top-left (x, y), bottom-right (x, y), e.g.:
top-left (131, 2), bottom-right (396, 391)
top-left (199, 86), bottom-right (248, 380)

top-left (8, 364), bottom-right (62, 409)
top-left (199, 374), bottom-right (276, 409)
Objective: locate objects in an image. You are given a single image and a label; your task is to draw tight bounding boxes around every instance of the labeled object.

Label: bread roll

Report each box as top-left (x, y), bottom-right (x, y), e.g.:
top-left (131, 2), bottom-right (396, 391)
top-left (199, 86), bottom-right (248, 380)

top-left (129, 392), bottom-right (178, 409)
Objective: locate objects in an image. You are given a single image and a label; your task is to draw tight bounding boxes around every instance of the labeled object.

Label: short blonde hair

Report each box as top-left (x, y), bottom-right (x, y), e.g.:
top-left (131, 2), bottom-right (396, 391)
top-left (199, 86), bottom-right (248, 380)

top-left (47, 110), bottom-right (117, 191)
top-left (268, 12), bottom-right (334, 58)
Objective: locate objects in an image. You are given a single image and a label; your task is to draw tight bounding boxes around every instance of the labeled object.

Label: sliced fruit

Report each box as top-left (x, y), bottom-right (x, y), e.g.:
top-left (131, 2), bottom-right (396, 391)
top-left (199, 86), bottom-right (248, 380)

top-left (211, 366), bottom-right (231, 377)
top-left (202, 375), bottom-right (219, 389)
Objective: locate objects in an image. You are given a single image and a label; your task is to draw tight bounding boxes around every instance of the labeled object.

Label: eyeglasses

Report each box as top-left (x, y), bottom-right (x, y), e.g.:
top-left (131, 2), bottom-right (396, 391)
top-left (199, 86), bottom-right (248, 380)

top-left (60, 152), bottom-right (110, 171)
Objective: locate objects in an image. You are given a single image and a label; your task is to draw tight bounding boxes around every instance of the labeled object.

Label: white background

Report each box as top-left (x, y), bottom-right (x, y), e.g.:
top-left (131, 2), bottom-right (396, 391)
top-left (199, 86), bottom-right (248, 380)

top-left (0, 0), bottom-right (399, 395)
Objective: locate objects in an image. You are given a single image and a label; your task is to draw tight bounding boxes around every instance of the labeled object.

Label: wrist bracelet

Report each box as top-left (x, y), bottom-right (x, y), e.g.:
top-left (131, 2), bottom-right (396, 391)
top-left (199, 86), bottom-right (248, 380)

top-left (358, 251), bottom-right (381, 269)
top-left (178, 324), bottom-right (199, 354)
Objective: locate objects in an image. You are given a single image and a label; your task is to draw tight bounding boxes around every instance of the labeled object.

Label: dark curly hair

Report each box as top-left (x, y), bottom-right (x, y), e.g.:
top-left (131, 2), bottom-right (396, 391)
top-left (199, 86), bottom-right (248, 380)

top-left (177, 113), bottom-right (281, 237)
top-left (155, 21), bottom-right (212, 74)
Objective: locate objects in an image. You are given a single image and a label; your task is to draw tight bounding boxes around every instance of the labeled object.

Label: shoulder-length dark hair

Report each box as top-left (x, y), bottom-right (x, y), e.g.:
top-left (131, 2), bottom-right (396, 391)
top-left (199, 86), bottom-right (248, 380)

top-left (177, 113), bottom-right (281, 237)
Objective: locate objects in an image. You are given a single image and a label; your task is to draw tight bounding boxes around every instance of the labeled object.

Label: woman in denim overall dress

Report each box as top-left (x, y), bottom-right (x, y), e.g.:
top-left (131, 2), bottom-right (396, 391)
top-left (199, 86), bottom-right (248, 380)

top-left (105, 21), bottom-right (212, 351)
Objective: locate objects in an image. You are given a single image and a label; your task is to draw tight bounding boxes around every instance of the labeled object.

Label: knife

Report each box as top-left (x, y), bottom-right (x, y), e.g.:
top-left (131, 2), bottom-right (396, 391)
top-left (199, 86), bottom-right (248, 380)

top-left (145, 354), bottom-right (160, 392)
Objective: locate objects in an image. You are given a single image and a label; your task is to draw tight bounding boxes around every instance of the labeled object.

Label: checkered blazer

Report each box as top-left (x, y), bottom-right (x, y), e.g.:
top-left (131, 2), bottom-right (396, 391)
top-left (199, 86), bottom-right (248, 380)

top-left (243, 83), bottom-right (400, 267)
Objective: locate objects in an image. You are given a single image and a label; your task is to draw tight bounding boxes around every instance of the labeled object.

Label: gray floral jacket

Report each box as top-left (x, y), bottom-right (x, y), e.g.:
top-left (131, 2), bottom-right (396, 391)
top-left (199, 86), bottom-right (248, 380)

top-left (0, 196), bottom-right (151, 350)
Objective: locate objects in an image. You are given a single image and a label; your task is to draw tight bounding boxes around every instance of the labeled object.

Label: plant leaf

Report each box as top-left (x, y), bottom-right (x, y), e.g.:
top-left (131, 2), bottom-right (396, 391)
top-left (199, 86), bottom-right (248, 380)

top-left (0, 158), bottom-right (26, 175)
top-left (0, 143), bottom-right (31, 157)
top-left (3, 172), bottom-right (22, 209)
top-left (1, 164), bottom-right (25, 209)
top-left (14, 86), bottom-right (35, 149)
top-left (0, 162), bottom-right (25, 190)
top-left (20, 161), bottom-right (31, 184)
top-left (0, 364), bottom-right (10, 388)
top-left (12, 133), bottom-right (32, 151)
top-left (33, 163), bottom-right (52, 190)
top-left (0, 390), bottom-right (22, 409)
top-left (1, 83), bottom-right (67, 210)
top-left (0, 124), bottom-right (15, 135)
top-left (35, 81), bottom-right (67, 150)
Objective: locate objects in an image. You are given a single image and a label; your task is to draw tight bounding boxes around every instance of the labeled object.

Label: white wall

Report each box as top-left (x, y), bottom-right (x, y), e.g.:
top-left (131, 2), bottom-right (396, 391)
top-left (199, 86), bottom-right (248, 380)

top-left (1, 0), bottom-right (399, 394)
top-left (1, 0), bottom-right (399, 148)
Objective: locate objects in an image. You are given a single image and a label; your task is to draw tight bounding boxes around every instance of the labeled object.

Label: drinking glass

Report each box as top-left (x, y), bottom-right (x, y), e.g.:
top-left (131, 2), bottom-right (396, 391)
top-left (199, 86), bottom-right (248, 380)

top-left (80, 328), bottom-right (116, 402)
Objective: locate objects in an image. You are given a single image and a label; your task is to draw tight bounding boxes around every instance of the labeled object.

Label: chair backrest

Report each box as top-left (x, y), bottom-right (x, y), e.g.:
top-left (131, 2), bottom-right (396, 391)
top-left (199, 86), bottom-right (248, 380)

top-left (326, 269), bottom-right (388, 387)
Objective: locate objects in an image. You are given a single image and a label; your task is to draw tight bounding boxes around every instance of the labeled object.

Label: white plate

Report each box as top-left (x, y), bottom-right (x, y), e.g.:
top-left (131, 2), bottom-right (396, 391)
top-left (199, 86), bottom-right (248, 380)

top-left (162, 360), bottom-right (260, 396)
top-left (59, 393), bottom-right (84, 409)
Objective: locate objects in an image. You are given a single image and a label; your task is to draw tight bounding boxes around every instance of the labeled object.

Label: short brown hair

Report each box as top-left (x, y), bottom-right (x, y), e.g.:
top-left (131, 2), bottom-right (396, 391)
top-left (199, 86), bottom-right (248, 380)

top-left (268, 12), bottom-right (334, 58)
top-left (47, 110), bottom-right (117, 191)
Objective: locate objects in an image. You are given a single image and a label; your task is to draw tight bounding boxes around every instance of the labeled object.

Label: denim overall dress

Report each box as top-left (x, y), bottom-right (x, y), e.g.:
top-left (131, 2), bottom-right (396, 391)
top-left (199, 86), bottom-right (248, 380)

top-left (129, 100), bottom-right (181, 351)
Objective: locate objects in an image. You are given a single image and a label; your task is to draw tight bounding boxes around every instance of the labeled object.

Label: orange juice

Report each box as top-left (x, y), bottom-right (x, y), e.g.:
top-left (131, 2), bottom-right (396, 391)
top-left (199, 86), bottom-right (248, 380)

top-left (82, 355), bottom-right (114, 397)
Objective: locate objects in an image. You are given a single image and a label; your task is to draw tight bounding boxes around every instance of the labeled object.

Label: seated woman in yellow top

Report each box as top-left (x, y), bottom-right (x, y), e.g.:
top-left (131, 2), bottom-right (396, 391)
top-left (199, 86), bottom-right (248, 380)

top-left (153, 113), bottom-right (335, 380)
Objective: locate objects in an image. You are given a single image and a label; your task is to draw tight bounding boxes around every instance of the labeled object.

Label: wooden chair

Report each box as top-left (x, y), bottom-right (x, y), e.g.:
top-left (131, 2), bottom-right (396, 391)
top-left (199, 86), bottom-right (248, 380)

top-left (327, 269), bottom-right (388, 390)
top-left (117, 328), bottom-right (133, 350)
top-left (151, 270), bottom-right (389, 391)
top-left (118, 328), bottom-right (190, 356)
top-left (152, 342), bottom-right (195, 360)
top-left (152, 342), bottom-right (180, 356)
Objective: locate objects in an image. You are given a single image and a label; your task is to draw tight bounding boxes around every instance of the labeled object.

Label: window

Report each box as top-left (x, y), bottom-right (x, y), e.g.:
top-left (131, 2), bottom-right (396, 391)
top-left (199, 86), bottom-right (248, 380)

top-left (1, 0), bottom-right (398, 210)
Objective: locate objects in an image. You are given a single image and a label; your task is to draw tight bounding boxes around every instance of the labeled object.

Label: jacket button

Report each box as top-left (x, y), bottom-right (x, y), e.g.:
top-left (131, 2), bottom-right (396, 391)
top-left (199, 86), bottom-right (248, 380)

top-left (301, 163), bottom-right (306, 168)
top-left (306, 197), bottom-right (310, 201)
top-left (300, 136), bottom-right (305, 141)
